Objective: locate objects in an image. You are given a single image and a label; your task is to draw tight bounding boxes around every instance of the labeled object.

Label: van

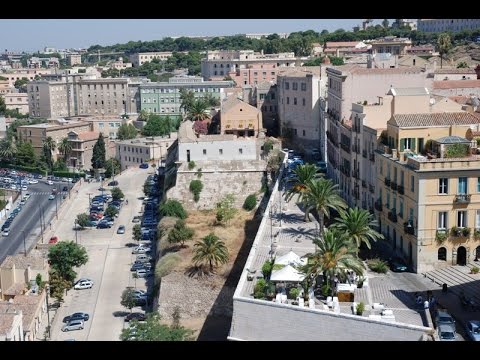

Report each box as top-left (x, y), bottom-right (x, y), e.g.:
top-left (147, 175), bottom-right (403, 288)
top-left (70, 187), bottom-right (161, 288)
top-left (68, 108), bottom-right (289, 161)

top-left (62, 319), bottom-right (84, 332)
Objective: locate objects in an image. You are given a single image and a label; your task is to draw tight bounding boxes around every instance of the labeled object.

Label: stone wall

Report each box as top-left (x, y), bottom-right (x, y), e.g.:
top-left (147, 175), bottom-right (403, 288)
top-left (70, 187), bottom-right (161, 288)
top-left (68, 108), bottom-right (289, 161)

top-left (166, 160), bottom-right (266, 210)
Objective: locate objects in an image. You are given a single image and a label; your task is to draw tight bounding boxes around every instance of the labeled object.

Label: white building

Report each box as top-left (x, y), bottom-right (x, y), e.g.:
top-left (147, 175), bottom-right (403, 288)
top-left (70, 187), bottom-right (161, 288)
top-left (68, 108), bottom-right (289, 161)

top-left (417, 19), bottom-right (480, 33)
top-left (129, 52), bottom-right (174, 67)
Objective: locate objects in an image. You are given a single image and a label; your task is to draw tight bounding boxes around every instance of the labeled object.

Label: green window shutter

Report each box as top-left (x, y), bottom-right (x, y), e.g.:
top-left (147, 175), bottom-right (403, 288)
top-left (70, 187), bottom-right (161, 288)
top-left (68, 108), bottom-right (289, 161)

top-left (411, 138), bottom-right (416, 152)
top-left (400, 139), bottom-right (405, 151)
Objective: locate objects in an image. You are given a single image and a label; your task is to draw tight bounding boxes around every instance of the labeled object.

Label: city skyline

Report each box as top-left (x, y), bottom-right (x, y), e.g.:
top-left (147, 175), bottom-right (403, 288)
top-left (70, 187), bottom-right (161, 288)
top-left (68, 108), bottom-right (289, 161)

top-left (0, 19), bottom-right (371, 52)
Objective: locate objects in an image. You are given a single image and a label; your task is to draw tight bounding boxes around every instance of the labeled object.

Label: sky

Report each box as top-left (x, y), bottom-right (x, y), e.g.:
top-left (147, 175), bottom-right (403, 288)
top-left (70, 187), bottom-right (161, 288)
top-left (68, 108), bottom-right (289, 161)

top-left (0, 19), bottom-right (370, 52)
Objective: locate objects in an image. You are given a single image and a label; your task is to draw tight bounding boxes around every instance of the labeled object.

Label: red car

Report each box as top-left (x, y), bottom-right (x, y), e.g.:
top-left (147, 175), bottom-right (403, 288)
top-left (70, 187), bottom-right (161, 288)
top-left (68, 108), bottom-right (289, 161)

top-left (49, 236), bottom-right (58, 244)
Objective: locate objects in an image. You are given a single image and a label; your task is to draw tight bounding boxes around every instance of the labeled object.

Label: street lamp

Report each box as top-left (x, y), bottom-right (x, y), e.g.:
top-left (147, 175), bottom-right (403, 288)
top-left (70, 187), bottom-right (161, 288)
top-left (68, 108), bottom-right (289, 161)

top-left (21, 230), bottom-right (27, 257)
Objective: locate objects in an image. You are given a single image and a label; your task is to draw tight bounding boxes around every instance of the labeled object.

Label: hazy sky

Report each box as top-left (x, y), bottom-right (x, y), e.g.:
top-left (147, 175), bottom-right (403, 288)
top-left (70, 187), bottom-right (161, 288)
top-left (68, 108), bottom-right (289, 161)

top-left (0, 19), bottom-right (368, 52)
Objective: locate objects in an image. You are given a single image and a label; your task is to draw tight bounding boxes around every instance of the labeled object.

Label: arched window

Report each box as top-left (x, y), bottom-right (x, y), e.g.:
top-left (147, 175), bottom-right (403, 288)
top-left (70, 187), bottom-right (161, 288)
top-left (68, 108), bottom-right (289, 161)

top-left (438, 247), bottom-right (447, 261)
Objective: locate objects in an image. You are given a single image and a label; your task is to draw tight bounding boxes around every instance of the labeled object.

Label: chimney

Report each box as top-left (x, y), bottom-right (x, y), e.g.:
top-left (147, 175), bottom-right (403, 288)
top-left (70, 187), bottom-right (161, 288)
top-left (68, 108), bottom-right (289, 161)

top-left (391, 148), bottom-right (398, 159)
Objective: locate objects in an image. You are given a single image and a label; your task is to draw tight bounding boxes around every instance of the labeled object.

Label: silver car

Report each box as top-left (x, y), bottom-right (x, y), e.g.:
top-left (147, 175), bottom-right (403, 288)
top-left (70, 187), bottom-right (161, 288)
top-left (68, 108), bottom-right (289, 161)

top-left (466, 320), bottom-right (480, 341)
top-left (62, 319), bottom-right (84, 332)
top-left (438, 324), bottom-right (457, 341)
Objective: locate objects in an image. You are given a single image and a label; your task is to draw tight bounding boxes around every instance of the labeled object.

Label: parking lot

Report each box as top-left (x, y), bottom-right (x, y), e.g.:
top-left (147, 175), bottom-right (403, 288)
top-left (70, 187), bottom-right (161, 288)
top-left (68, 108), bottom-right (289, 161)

top-left (46, 167), bottom-right (156, 341)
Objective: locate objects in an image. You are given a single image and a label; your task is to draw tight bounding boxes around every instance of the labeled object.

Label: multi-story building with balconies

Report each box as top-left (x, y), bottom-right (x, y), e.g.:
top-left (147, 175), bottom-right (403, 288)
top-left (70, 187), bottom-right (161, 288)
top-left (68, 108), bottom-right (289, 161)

top-left (418, 19), bottom-right (480, 33)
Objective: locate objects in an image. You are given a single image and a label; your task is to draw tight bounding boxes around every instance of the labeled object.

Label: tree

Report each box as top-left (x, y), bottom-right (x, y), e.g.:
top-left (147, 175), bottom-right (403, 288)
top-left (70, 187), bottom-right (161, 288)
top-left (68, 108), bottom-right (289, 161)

top-left (0, 96), bottom-right (6, 115)
top-left (0, 138), bottom-right (16, 163)
top-left (105, 205), bottom-right (119, 218)
top-left (332, 208), bottom-right (384, 250)
top-left (48, 241), bottom-right (89, 284)
top-left (299, 229), bottom-right (364, 296)
top-left (42, 136), bottom-right (56, 170)
top-left (437, 33), bottom-right (452, 69)
top-left (91, 133), bottom-right (106, 169)
top-left (105, 158), bottom-right (121, 178)
top-left (48, 270), bottom-right (71, 303)
top-left (382, 19), bottom-right (389, 28)
top-left (158, 200), bottom-right (187, 219)
top-left (16, 141), bottom-right (36, 166)
top-left (111, 187), bottom-right (124, 201)
top-left (143, 180), bottom-right (152, 196)
top-left (76, 213), bottom-right (90, 229)
top-left (186, 99), bottom-right (210, 121)
top-left (168, 219), bottom-right (195, 247)
top-left (14, 77), bottom-right (29, 92)
top-left (58, 138), bottom-right (73, 163)
top-left (302, 178), bottom-right (347, 231)
top-left (121, 288), bottom-right (137, 313)
top-left (117, 123), bottom-right (138, 140)
top-left (120, 313), bottom-right (193, 341)
top-left (215, 194), bottom-right (237, 225)
top-left (179, 89), bottom-right (195, 114)
top-left (284, 164), bottom-right (323, 207)
top-left (133, 224), bottom-right (142, 242)
top-left (457, 61), bottom-right (469, 68)
top-left (192, 120), bottom-right (208, 135)
top-left (192, 233), bottom-right (229, 272)
top-left (138, 110), bottom-right (149, 121)
top-left (141, 115), bottom-right (177, 137)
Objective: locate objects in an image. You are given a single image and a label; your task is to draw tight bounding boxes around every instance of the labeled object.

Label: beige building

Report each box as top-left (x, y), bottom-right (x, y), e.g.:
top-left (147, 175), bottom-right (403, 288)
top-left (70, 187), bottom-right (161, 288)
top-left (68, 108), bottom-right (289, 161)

top-left (4, 92), bottom-right (29, 114)
top-left (433, 68), bottom-right (477, 81)
top-left (376, 110), bottom-right (480, 273)
top-left (0, 79), bottom-right (12, 95)
top-left (369, 37), bottom-right (412, 56)
top-left (67, 131), bottom-right (104, 170)
top-left (67, 53), bottom-right (82, 66)
top-left (0, 309), bottom-right (24, 341)
top-left (74, 115), bottom-right (131, 140)
top-left (220, 96), bottom-right (263, 137)
top-left (431, 80), bottom-right (480, 97)
top-left (130, 52), bottom-right (173, 67)
top-left (1, 69), bottom-right (52, 87)
top-left (116, 134), bottom-right (177, 170)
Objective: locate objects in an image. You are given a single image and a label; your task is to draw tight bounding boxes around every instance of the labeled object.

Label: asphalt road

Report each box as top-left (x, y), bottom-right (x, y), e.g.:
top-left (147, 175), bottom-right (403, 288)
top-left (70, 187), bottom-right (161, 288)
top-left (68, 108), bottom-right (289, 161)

top-left (0, 180), bottom-right (72, 263)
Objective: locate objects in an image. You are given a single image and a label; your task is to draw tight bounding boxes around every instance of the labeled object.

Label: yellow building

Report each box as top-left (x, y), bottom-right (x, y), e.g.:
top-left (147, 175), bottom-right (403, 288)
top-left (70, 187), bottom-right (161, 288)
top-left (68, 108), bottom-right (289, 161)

top-left (376, 111), bottom-right (480, 273)
top-left (220, 96), bottom-right (263, 137)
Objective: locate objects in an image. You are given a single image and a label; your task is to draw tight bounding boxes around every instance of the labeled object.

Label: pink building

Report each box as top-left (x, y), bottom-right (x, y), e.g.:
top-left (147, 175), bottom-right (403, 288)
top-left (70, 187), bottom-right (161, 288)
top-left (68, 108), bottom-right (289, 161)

top-left (223, 63), bottom-right (278, 87)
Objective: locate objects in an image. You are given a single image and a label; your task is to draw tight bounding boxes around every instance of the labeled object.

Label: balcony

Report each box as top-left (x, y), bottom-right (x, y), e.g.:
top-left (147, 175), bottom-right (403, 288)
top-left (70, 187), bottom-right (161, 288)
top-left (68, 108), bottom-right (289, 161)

top-left (390, 181), bottom-right (398, 191)
top-left (362, 150), bottom-right (367, 158)
top-left (340, 143), bottom-right (351, 153)
top-left (369, 153), bottom-right (375, 162)
top-left (388, 210), bottom-right (398, 223)
top-left (362, 180), bottom-right (367, 188)
top-left (450, 227), bottom-right (471, 238)
top-left (369, 184), bottom-right (375, 194)
top-left (454, 194), bottom-right (471, 204)
top-left (403, 221), bottom-right (415, 235)
top-left (374, 200), bottom-right (383, 212)
top-left (385, 178), bottom-right (391, 187)
top-left (398, 185), bottom-right (404, 195)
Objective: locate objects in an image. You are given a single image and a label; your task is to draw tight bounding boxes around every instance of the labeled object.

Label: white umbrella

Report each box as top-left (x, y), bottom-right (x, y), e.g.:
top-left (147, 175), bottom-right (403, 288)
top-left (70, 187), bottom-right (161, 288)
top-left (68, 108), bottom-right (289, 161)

top-left (275, 250), bottom-right (302, 266)
top-left (270, 265), bottom-right (306, 282)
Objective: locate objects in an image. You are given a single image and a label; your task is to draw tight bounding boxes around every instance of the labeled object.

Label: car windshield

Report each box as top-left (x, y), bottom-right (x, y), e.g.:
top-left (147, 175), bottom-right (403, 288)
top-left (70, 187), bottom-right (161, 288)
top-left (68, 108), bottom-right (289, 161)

top-left (473, 327), bottom-right (480, 334)
top-left (439, 316), bottom-right (452, 323)
top-left (440, 331), bottom-right (455, 339)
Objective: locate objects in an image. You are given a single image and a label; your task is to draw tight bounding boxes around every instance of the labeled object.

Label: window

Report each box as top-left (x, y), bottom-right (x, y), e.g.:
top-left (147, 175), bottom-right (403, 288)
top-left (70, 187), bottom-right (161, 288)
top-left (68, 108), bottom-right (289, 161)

top-left (286, 97), bottom-right (290, 105)
top-left (477, 177), bottom-right (480, 192)
top-left (203, 149), bottom-right (207, 155)
top-left (239, 148), bottom-right (243, 154)
top-left (301, 83), bottom-right (307, 91)
top-left (219, 149), bottom-right (223, 155)
top-left (457, 210), bottom-right (467, 228)
top-left (400, 171), bottom-right (404, 186)
top-left (386, 192), bottom-right (390, 209)
top-left (399, 200), bottom-right (404, 218)
top-left (294, 98), bottom-right (297, 105)
top-left (285, 82), bottom-right (290, 90)
top-left (438, 211), bottom-right (448, 230)
top-left (302, 130), bottom-right (306, 136)
top-left (260, 94), bottom-right (265, 100)
top-left (438, 247), bottom-right (447, 261)
top-left (439, 178), bottom-right (449, 194)
top-left (302, 98), bottom-right (306, 106)
top-left (458, 177), bottom-right (468, 194)
top-left (99, 123), bottom-right (104, 128)
top-left (379, 162), bottom-right (383, 175)
top-left (476, 210), bottom-right (480, 230)
top-left (400, 138), bottom-right (416, 151)
top-left (292, 82), bottom-right (298, 91)
top-left (411, 175), bottom-right (414, 192)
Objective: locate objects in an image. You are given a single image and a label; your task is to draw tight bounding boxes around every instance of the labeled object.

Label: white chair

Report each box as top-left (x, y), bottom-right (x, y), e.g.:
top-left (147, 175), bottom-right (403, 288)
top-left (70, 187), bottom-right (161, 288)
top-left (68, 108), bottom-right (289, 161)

top-left (281, 294), bottom-right (287, 303)
top-left (275, 294), bottom-right (282, 304)
top-left (381, 309), bottom-right (393, 316)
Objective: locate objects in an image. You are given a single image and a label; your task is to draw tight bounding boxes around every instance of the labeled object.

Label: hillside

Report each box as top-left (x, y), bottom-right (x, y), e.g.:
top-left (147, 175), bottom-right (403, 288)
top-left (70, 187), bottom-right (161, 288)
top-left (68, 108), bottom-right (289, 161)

top-left (446, 43), bottom-right (480, 66)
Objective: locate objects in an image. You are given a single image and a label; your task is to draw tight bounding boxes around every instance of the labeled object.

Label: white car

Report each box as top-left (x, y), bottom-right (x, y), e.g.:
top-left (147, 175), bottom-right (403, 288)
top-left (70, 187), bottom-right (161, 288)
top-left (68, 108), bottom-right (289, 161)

top-left (47, 180), bottom-right (54, 185)
top-left (2, 229), bottom-right (10, 237)
top-left (136, 269), bottom-right (152, 278)
top-left (24, 193), bottom-right (31, 200)
top-left (29, 179), bottom-right (38, 184)
top-left (132, 246), bottom-right (151, 254)
top-left (21, 185), bottom-right (28, 191)
top-left (74, 280), bottom-right (93, 290)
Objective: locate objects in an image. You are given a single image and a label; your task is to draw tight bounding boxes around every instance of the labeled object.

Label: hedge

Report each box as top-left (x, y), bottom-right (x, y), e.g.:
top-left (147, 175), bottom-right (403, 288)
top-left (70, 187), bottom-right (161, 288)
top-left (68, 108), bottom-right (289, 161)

top-left (52, 170), bottom-right (85, 178)
top-left (0, 163), bottom-right (47, 176)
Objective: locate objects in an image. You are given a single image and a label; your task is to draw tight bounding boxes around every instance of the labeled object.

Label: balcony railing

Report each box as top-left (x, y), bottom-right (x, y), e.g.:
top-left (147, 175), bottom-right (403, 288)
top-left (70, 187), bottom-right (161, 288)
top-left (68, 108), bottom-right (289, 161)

top-left (398, 185), bottom-right (405, 195)
top-left (362, 180), bottom-right (367, 188)
top-left (369, 153), bottom-right (375, 162)
top-left (340, 143), bottom-right (351, 153)
top-left (454, 194), bottom-right (471, 204)
top-left (404, 221), bottom-right (415, 235)
top-left (390, 181), bottom-right (398, 191)
top-left (369, 184), bottom-right (375, 194)
top-left (388, 210), bottom-right (398, 223)
top-left (362, 150), bottom-right (367, 158)
top-left (385, 178), bottom-right (391, 186)
top-left (374, 200), bottom-right (383, 212)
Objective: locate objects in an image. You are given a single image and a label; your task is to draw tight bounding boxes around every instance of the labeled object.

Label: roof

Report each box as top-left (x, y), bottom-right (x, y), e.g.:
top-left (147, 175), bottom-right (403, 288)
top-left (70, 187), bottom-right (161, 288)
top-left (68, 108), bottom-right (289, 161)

top-left (0, 313), bottom-right (18, 334)
top-left (76, 131), bottom-right (100, 141)
top-left (221, 96), bottom-right (257, 114)
top-left (277, 66), bottom-right (321, 77)
top-left (390, 112), bottom-right (480, 127)
top-left (270, 265), bottom-right (305, 282)
top-left (0, 254), bottom-right (47, 270)
top-left (388, 87), bottom-right (429, 96)
top-left (256, 81), bottom-right (275, 90)
top-left (0, 294), bottom-right (44, 331)
top-left (325, 41), bottom-right (360, 48)
top-left (433, 80), bottom-right (480, 90)
top-left (327, 64), bottom-right (424, 75)
top-left (4, 283), bottom-right (26, 296)
top-left (178, 120), bottom-right (196, 141)
top-left (434, 68), bottom-right (476, 74)
top-left (275, 251), bottom-right (302, 266)
top-left (435, 135), bottom-right (470, 144)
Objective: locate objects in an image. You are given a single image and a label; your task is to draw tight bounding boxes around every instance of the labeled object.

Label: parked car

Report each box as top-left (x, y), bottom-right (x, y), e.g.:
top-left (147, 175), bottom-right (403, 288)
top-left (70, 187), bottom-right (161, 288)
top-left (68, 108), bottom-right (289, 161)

top-left (132, 216), bottom-right (141, 223)
top-left (435, 310), bottom-right (455, 327)
top-left (130, 263), bottom-right (145, 272)
top-left (97, 222), bottom-right (112, 229)
top-left (63, 312), bottom-right (90, 323)
top-left (49, 236), bottom-right (59, 244)
top-left (117, 225), bottom-right (126, 234)
top-left (124, 312), bottom-right (146, 322)
top-left (48, 194), bottom-right (55, 200)
top-left (466, 320), bottom-right (480, 341)
top-left (136, 254), bottom-right (152, 262)
top-left (2, 228), bottom-right (10, 237)
top-left (62, 186), bottom-right (68, 192)
top-left (139, 163), bottom-right (149, 169)
top-left (108, 180), bottom-right (118, 186)
top-left (132, 246), bottom-right (150, 254)
top-left (74, 280), bottom-right (93, 290)
top-left (437, 324), bottom-right (457, 341)
top-left (136, 268), bottom-right (152, 278)
top-left (47, 180), bottom-right (54, 185)
top-left (389, 257), bottom-right (408, 272)
top-left (62, 320), bottom-right (84, 332)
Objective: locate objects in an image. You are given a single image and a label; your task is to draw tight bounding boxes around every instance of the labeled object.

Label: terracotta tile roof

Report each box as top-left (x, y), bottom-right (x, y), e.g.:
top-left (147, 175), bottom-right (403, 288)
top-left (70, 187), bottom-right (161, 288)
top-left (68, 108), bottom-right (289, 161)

top-left (324, 48), bottom-right (368, 53)
top-left (221, 96), bottom-right (257, 114)
top-left (76, 131), bottom-right (100, 141)
top-left (390, 112), bottom-right (480, 127)
top-left (4, 283), bottom-right (26, 296)
top-left (433, 80), bottom-right (480, 89)
top-left (0, 313), bottom-right (18, 334)
top-left (277, 67), bottom-right (321, 77)
top-left (329, 64), bottom-right (424, 75)
top-left (1, 254), bottom-right (47, 270)
top-left (448, 96), bottom-right (470, 104)
top-left (325, 41), bottom-right (361, 48)
top-left (434, 68), bottom-right (476, 74)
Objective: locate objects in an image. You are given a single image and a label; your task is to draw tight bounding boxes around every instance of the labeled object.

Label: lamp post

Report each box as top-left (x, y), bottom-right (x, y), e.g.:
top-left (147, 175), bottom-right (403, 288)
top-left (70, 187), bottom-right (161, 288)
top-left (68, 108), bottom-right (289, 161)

top-left (21, 230), bottom-right (27, 257)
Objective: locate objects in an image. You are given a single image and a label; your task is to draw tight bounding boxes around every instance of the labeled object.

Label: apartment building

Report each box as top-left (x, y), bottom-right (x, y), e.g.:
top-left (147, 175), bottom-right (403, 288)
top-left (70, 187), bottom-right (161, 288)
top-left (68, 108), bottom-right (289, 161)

top-left (4, 92), bottom-right (29, 114)
top-left (76, 78), bottom-right (128, 116)
top-left (67, 131), bottom-right (105, 170)
top-left (253, 82), bottom-right (278, 135)
top-left (323, 41), bottom-right (369, 57)
top-left (0, 69), bottom-right (52, 87)
top-left (116, 134), bottom-right (177, 170)
top-left (130, 52), bottom-right (174, 67)
top-left (0, 79), bottom-right (11, 95)
top-left (277, 67), bottom-right (321, 150)
top-left (418, 19), bottom-right (480, 33)
top-left (201, 50), bottom-right (305, 81)
top-left (67, 53), bottom-right (81, 66)
top-left (226, 63), bottom-right (278, 87)
top-left (139, 76), bottom-right (233, 116)
top-left (431, 80), bottom-right (480, 97)
top-left (433, 68), bottom-right (477, 81)
top-left (219, 96), bottom-right (263, 137)
top-left (324, 65), bottom-right (427, 186)
top-left (78, 115), bottom-right (130, 139)
top-left (376, 110), bottom-right (480, 273)
top-left (369, 37), bottom-right (412, 56)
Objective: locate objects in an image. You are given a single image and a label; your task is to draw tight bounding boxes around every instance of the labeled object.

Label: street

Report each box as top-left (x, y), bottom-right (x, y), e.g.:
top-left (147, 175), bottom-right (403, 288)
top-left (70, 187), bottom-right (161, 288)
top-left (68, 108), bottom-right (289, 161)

top-left (47, 168), bottom-right (152, 341)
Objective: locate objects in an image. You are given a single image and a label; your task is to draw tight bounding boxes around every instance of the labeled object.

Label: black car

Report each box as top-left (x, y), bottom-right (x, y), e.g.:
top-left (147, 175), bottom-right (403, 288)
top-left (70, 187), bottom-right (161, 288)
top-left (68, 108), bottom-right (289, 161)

top-left (63, 312), bottom-right (90, 323)
top-left (125, 312), bottom-right (146, 322)
top-left (389, 257), bottom-right (409, 272)
top-left (130, 263), bottom-right (145, 271)
top-left (108, 180), bottom-right (118, 186)
top-left (62, 186), bottom-right (68, 192)
top-left (139, 163), bottom-right (149, 169)
top-left (97, 222), bottom-right (112, 229)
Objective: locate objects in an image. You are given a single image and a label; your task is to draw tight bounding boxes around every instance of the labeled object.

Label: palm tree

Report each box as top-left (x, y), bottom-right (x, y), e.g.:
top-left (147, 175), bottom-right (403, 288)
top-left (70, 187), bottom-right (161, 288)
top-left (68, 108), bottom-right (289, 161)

top-left (187, 99), bottom-right (210, 122)
top-left (43, 136), bottom-right (56, 170)
top-left (0, 138), bottom-right (16, 163)
top-left (332, 208), bottom-right (384, 250)
top-left (300, 229), bottom-right (364, 296)
top-left (302, 178), bottom-right (346, 229)
top-left (437, 33), bottom-right (452, 69)
top-left (179, 89), bottom-right (195, 115)
top-left (284, 164), bottom-right (322, 204)
top-left (58, 138), bottom-right (73, 163)
top-left (192, 233), bottom-right (229, 273)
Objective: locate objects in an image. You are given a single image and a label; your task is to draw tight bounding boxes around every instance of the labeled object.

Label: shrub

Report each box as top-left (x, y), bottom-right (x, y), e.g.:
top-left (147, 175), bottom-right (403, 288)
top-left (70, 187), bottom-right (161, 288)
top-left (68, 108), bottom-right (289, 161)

top-left (289, 287), bottom-right (300, 300)
top-left (243, 194), bottom-right (257, 211)
top-left (253, 278), bottom-right (266, 299)
top-left (444, 143), bottom-right (469, 158)
top-left (155, 253), bottom-right (181, 283)
top-left (159, 200), bottom-right (187, 219)
top-left (436, 230), bottom-right (448, 242)
top-left (52, 170), bottom-right (84, 178)
top-left (261, 260), bottom-right (274, 279)
top-left (471, 266), bottom-right (480, 274)
top-left (195, 168), bottom-right (202, 178)
top-left (215, 194), bottom-right (236, 225)
top-left (475, 229), bottom-right (480, 240)
top-left (188, 161), bottom-right (196, 170)
top-left (463, 227), bottom-right (471, 237)
top-left (189, 180), bottom-right (203, 202)
top-left (367, 258), bottom-right (389, 274)
top-left (356, 302), bottom-right (365, 315)
top-left (272, 264), bottom-right (285, 271)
